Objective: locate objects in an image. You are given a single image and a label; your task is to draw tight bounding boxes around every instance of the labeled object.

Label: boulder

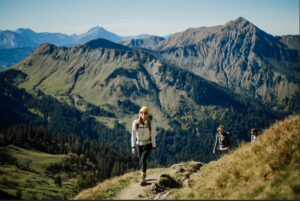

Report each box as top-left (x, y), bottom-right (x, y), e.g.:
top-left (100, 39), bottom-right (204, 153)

top-left (158, 174), bottom-right (182, 188)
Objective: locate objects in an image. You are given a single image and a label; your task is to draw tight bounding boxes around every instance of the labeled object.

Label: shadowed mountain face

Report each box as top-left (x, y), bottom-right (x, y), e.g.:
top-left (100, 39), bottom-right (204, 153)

top-left (85, 38), bottom-right (131, 51)
top-left (0, 47), bottom-right (35, 69)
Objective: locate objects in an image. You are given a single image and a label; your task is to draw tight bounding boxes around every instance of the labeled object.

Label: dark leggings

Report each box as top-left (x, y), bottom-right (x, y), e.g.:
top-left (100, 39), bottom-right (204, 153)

top-left (136, 143), bottom-right (152, 173)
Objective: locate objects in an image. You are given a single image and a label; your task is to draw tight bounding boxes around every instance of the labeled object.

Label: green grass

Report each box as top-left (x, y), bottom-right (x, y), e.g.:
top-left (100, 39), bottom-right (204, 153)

top-left (0, 145), bottom-right (76, 199)
top-left (95, 178), bottom-right (132, 199)
top-left (0, 145), bottom-right (66, 174)
top-left (73, 171), bottom-right (139, 200)
top-left (0, 165), bottom-right (76, 199)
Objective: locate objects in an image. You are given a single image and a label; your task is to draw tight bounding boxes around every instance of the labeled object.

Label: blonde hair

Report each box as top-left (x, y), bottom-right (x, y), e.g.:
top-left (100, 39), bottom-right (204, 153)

top-left (137, 106), bottom-right (151, 125)
top-left (139, 106), bottom-right (149, 114)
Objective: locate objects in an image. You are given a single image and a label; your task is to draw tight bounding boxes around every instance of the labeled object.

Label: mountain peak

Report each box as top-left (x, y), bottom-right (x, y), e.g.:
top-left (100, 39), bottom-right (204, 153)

top-left (235, 16), bottom-right (248, 23)
top-left (221, 16), bottom-right (257, 32)
top-left (16, 28), bottom-right (35, 34)
top-left (77, 26), bottom-right (121, 43)
top-left (87, 26), bottom-right (106, 33)
top-left (225, 16), bottom-right (252, 27)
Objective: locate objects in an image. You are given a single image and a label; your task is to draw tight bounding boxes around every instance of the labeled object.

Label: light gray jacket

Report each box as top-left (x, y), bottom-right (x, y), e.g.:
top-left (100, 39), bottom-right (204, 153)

top-left (131, 119), bottom-right (156, 148)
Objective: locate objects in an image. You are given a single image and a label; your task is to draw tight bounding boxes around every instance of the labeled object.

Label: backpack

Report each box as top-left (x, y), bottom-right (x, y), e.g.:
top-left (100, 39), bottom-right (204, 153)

top-left (135, 114), bottom-right (153, 134)
top-left (136, 120), bottom-right (151, 133)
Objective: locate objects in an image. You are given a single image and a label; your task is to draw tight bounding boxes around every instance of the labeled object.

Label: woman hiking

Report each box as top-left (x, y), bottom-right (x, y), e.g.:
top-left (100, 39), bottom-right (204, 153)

top-left (131, 106), bottom-right (156, 186)
top-left (213, 125), bottom-right (230, 155)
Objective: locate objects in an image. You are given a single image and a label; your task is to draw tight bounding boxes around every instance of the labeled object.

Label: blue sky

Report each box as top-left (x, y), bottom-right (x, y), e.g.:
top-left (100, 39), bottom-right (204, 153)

top-left (0, 0), bottom-right (299, 36)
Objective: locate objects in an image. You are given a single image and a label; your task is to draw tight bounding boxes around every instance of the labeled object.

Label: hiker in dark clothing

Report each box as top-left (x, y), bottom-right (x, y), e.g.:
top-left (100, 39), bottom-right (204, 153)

top-left (131, 106), bottom-right (156, 186)
top-left (250, 128), bottom-right (258, 143)
top-left (213, 125), bottom-right (230, 155)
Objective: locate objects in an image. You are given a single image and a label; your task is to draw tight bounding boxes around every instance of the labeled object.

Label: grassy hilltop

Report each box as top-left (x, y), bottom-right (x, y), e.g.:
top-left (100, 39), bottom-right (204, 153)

top-left (169, 114), bottom-right (300, 199)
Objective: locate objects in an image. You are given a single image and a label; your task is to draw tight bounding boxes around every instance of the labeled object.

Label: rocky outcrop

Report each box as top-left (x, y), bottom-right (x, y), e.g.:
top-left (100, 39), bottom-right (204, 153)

top-left (149, 161), bottom-right (204, 200)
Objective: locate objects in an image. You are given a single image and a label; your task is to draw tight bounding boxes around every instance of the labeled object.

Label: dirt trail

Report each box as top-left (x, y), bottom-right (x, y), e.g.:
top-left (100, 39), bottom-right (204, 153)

top-left (114, 161), bottom-right (203, 200)
top-left (114, 172), bottom-right (163, 200)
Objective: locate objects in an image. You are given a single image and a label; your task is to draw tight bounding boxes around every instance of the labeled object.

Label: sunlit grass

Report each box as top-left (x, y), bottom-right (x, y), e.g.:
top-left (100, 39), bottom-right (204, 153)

top-left (169, 115), bottom-right (300, 200)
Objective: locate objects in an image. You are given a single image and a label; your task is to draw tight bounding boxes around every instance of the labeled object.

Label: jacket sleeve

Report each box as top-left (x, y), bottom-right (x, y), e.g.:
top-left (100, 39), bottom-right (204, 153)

top-left (131, 120), bottom-right (137, 148)
top-left (151, 121), bottom-right (156, 148)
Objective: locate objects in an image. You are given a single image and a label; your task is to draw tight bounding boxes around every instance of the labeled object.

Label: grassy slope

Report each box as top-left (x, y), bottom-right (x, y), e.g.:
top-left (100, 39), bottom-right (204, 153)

top-left (169, 115), bottom-right (300, 200)
top-left (74, 115), bottom-right (300, 200)
top-left (0, 145), bottom-right (76, 199)
top-left (0, 145), bottom-right (66, 173)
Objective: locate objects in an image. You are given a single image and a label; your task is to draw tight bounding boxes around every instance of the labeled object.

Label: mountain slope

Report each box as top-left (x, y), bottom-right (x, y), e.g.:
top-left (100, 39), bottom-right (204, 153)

top-left (158, 17), bottom-right (300, 112)
top-left (157, 25), bottom-right (222, 50)
top-left (0, 47), bottom-right (34, 69)
top-left (15, 28), bottom-right (74, 47)
top-left (12, 41), bottom-right (278, 132)
top-left (0, 30), bottom-right (37, 49)
top-left (277, 35), bottom-right (300, 51)
top-left (74, 115), bottom-right (300, 200)
top-left (0, 145), bottom-right (74, 200)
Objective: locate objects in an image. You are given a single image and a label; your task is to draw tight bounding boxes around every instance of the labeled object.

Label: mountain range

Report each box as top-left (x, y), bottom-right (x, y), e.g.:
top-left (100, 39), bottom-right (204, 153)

top-left (0, 26), bottom-right (121, 49)
top-left (7, 17), bottom-right (299, 114)
top-left (0, 26), bottom-right (124, 69)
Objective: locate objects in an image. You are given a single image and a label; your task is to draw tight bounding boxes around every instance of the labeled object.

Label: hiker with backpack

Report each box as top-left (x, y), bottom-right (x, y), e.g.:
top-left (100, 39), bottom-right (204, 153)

top-left (250, 128), bottom-right (258, 143)
top-left (131, 106), bottom-right (156, 186)
top-left (213, 125), bottom-right (230, 155)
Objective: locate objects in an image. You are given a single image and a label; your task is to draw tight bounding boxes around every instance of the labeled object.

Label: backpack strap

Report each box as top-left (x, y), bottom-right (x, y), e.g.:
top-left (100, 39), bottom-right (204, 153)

top-left (136, 121), bottom-right (151, 133)
top-left (136, 121), bottom-right (152, 143)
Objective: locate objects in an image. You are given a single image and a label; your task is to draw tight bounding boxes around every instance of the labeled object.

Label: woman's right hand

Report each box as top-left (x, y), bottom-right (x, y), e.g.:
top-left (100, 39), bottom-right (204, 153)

top-left (132, 148), bottom-right (135, 155)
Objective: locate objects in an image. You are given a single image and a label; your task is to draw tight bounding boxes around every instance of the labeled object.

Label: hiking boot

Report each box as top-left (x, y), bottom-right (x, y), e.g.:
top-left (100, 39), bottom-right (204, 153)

top-left (140, 172), bottom-right (146, 186)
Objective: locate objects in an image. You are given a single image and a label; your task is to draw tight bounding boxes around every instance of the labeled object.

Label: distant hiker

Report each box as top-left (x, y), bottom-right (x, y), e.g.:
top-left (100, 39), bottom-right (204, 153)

top-left (250, 128), bottom-right (258, 143)
top-left (213, 125), bottom-right (230, 155)
top-left (131, 106), bottom-right (156, 186)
